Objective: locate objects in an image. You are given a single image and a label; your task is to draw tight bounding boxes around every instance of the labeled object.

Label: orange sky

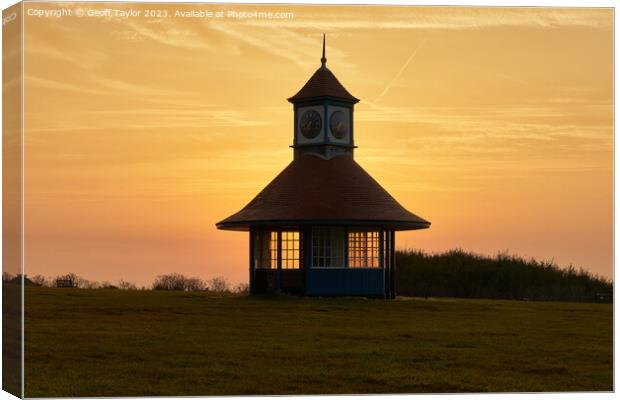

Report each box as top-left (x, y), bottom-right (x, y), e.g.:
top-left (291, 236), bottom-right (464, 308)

top-left (22, 3), bottom-right (613, 286)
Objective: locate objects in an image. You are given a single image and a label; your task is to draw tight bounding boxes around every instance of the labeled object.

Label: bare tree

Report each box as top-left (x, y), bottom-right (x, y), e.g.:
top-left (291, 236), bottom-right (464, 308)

top-left (208, 276), bottom-right (230, 293)
top-left (233, 282), bottom-right (249, 294)
top-left (79, 279), bottom-right (99, 289)
top-left (153, 273), bottom-right (208, 291)
top-left (30, 275), bottom-right (50, 287)
top-left (100, 281), bottom-right (118, 289)
top-left (185, 277), bottom-right (206, 291)
top-left (118, 280), bottom-right (137, 290)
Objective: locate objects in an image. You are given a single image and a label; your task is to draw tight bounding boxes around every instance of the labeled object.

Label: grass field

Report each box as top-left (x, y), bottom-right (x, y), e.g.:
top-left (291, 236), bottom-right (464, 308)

top-left (24, 287), bottom-right (612, 396)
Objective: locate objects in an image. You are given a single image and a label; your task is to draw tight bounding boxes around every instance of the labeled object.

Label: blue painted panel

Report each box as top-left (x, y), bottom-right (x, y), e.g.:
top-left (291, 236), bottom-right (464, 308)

top-left (345, 270), bottom-right (363, 294)
top-left (306, 268), bottom-right (384, 296)
top-left (362, 269), bottom-right (384, 293)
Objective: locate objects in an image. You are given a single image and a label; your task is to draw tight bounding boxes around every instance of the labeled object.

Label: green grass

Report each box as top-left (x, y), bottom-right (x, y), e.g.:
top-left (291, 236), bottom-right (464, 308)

top-left (3, 283), bottom-right (22, 397)
top-left (25, 287), bottom-right (612, 397)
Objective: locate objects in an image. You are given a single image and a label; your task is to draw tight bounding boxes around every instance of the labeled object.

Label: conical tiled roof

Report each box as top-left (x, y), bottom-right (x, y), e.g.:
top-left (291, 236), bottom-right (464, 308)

top-left (287, 65), bottom-right (359, 103)
top-left (217, 154), bottom-right (430, 231)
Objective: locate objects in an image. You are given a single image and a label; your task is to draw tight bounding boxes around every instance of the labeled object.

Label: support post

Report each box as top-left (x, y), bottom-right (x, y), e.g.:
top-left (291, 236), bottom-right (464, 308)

top-left (276, 230), bottom-right (282, 293)
top-left (249, 228), bottom-right (255, 295)
top-left (379, 229), bottom-right (385, 298)
top-left (390, 230), bottom-right (396, 299)
top-left (386, 230), bottom-right (390, 299)
top-left (303, 226), bottom-right (312, 295)
top-left (344, 226), bottom-right (349, 268)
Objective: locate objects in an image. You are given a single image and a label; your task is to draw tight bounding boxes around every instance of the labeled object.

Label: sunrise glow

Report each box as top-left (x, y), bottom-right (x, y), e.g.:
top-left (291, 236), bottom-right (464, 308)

top-left (22, 4), bottom-right (613, 285)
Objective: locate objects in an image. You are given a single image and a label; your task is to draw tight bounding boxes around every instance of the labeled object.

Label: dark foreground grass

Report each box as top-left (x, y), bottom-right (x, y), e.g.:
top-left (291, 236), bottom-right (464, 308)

top-left (25, 288), bottom-right (612, 396)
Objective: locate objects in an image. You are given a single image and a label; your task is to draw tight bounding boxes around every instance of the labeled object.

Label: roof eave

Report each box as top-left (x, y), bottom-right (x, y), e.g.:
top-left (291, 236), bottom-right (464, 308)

top-left (216, 219), bottom-right (431, 232)
top-left (287, 94), bottom-right (360, 104)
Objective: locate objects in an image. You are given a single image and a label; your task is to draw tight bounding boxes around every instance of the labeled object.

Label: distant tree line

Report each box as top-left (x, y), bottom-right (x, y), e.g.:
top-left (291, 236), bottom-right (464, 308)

top-left (151, 273), bottom-right (245, 293)
top-left (4, 248), bottom-right (611, 302)
top-left (2, 272), bottom-right (248, 294)
top-left (396, 249), bottom-right (612, 303)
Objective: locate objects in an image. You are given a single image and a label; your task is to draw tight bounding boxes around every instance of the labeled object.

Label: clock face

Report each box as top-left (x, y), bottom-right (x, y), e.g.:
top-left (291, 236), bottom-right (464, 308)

top-left (299, 110), bottom-right (322, 139)
top-left (329, 110), bottom-right (349, 139)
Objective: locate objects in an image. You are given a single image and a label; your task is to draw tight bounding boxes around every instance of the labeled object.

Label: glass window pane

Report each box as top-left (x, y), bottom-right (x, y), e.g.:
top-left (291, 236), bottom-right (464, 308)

top-left (347, 229), bottom-right (380, 268)
top-left (279, 230), bottom-right (301, 269)
top-left (311, 227), bottom-right (344, 267)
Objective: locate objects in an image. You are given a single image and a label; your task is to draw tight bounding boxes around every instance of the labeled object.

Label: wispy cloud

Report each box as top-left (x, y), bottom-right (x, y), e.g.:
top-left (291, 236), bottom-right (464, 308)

top-left (25, 41), bottom-right (108, 70)
top-left (373, 40), bottom-right (427, 103)
top-left (355, 100), bottom-right (613, 158)
top-left (95, 77), bottom-right (187, 98)
top-left (26, 73), bottom-right (191, 100)
top-left (243, 8), bottom-right (611, 30)
top-left (25, 76), bottom-right (113, 96)
top-left (25, 105), bottom-right (272, 132)
top-left (209, 22), bottom-right (355, 71)
top-left (123, 19), bottom-right (215, 51)
top-left (461, 64), bottom-right (528, 85)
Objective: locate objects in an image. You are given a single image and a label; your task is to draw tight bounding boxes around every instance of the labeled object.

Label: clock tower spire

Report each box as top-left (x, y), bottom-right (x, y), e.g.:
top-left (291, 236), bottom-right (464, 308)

top-left (288, 35), bottom-right (359, 160)
top-left (321, 33), bottom-right (327, 68)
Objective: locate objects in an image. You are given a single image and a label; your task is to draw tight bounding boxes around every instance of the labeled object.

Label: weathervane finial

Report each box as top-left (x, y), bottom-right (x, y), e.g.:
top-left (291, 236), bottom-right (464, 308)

top-left (321, 33), bottom-right (327, 68)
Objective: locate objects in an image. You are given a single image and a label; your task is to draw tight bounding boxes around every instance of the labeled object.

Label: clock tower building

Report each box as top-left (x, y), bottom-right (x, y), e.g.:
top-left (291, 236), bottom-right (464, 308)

top-left (217, 35), bottom-right (430, 298)
top-left (289, 35), bottom-right (359, 160)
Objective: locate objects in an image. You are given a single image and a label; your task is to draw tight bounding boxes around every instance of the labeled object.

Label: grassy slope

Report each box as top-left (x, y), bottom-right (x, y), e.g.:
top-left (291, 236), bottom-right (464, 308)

top-left (3, 283), bottom-right (22, 396)
top-left (25, 288), bottom-right (612, 397)
top-left (396, 249), bottom-right (612, 302)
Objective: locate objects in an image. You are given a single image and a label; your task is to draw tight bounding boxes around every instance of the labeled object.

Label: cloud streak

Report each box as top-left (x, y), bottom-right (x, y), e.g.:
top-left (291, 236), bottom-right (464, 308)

top-left (243, 8), bottom-right (612, 30)
top-left (373, 40), bottom-right (427, 103)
